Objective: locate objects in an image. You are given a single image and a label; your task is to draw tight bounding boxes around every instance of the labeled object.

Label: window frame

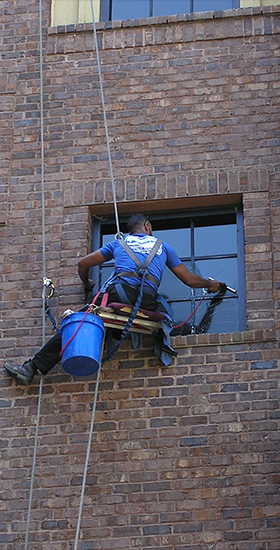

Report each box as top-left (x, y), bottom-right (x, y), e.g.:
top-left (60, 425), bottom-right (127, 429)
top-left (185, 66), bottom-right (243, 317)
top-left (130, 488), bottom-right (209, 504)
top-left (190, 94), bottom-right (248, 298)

top-left (100, 0), bottom-right (240, 22)
top-left (91, 205), bottom-right (246, 334)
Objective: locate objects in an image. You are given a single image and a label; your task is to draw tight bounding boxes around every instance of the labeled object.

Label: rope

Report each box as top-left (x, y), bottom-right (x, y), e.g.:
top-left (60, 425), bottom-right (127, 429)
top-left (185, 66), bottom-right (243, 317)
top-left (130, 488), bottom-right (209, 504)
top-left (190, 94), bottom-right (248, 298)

top-left (26, 2), bottom-right (121, 547)
top-left (72, 6), bottom-right (124, 541)
top-left (73, 366), bottom-right (102, 550)
top-left (89, 0), bottom-right (121, 237)
top-left (24, 377), bottom-right (43, 550)
top-left (24, 0), bottom-right (45, 547)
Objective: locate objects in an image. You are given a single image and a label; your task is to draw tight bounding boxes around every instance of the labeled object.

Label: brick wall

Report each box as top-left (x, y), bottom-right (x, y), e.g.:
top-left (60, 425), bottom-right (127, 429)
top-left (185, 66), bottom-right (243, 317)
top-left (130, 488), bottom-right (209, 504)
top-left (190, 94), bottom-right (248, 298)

top-left (0, 3), bottom-right (279, 549)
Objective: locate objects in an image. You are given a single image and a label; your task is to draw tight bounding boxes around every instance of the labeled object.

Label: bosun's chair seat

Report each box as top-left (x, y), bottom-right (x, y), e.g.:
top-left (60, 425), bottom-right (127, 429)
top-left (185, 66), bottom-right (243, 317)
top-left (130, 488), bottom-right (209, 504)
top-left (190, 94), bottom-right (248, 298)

top-left (96, 302), bottom-right (163, 334)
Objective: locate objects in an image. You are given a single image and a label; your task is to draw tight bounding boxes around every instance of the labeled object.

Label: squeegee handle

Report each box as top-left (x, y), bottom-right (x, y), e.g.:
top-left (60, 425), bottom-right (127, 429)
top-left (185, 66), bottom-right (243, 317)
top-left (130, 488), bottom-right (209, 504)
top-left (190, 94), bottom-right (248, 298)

top-left (208, 277), bottom-right (237, 294)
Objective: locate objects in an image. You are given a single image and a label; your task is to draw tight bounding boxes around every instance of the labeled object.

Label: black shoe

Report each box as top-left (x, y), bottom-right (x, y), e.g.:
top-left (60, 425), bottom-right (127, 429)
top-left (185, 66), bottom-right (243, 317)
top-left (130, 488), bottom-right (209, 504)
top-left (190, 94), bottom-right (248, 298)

top-left (4, 359), bottom-right (37, 386)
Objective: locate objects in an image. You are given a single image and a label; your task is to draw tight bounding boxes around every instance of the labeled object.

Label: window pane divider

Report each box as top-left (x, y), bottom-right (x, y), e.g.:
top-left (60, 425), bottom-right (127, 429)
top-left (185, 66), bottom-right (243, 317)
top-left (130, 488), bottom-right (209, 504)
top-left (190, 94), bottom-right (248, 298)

top-left (195, 254), bottom-right (238, 261)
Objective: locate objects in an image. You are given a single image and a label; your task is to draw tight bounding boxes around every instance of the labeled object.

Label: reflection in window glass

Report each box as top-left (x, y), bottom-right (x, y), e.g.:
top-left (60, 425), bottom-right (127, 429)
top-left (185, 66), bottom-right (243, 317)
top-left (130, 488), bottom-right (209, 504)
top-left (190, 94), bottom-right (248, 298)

top-left (103, 0), bottom-right (240, 22)
top-left (194, 296), bottom-right (239, 334)
top-left (160, 260), bottom-right (192, 300)
top-left (102, 233), bottom-right (114, 246)
top-left (194, 224), bottom-right (237, 256)
top-left (100, 232), bottom-right (115, 286)
top-left (100, 265), bottom-right (113, 287)
top-left (153, 0), bottom-right (190, 17)
top-left (194, 0), bottom-right (234, 11)
top-left (154, 228), bottom-right (191, 258)
top-left (195, 258), bottom-right (238, 292)
top-left (171, 301), bottom-right (192, 329)
top-left (112, 0), bottom-right (149, 20)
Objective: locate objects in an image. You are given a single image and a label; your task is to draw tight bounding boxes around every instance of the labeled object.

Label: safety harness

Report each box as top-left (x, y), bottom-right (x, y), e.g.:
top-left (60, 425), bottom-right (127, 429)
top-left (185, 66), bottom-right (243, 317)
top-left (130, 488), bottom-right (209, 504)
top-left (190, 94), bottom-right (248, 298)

top-left (102, 236), bottom-right (163, 362)
top-left (118, 238), bottom-right (161, 286)
top-left (111, 237), bottom-right (162, 302)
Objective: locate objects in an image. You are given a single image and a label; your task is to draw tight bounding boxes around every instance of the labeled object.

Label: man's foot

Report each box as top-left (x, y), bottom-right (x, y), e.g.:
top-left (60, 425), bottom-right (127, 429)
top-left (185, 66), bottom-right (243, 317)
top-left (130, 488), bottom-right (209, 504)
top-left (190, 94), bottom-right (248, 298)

top-left (4, 359), bottom-right (37, 386)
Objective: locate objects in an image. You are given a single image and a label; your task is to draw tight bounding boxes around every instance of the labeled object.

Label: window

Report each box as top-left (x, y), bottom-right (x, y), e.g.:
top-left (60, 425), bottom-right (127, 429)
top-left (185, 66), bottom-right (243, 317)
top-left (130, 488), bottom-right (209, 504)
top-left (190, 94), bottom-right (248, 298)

top-left (51, 0), bottom-right (240, 26)
top-left (102, 0), bottom-right (240, 21)
top-left (91, 207), bottom-right (246, 335)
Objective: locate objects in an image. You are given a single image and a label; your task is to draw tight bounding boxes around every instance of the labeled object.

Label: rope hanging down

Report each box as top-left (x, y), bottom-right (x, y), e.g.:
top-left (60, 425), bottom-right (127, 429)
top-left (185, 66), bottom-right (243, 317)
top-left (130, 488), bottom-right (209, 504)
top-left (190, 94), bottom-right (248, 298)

top-left (24, 0), bottom-right (45, 548)
top-left (25, 1), bottom-right (122, 548)
top-left (73, 2), bottom-right (121, 548)
top-left (89, 0), bottom-right (121, 238)
top-left (73, 366), bottom-right (102, 550)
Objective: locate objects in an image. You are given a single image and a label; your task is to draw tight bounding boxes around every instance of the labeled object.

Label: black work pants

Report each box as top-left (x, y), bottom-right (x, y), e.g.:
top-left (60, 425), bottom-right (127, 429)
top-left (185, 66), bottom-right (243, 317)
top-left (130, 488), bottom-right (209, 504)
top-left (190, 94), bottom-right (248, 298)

top-left (32, 283), bottom-right (161, 375)
top-left (33, 332), bottom-right (62, 375)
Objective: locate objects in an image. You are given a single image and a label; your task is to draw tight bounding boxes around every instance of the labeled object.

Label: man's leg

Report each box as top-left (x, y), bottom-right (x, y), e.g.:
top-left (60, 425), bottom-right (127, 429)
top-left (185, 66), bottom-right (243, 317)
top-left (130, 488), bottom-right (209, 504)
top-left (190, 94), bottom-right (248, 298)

top-left (32, 332), bottom-right (62, 375)
top-left (4, 332), bottom-right (62, 385)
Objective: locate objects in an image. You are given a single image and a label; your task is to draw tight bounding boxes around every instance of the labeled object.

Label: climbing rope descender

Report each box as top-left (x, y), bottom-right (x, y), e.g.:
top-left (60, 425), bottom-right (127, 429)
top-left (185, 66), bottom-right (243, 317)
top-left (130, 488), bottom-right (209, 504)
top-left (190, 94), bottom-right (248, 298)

top-left (43, 277), bottom-right (55, 299)
top-left (43, 277), bottom-right (59, 332)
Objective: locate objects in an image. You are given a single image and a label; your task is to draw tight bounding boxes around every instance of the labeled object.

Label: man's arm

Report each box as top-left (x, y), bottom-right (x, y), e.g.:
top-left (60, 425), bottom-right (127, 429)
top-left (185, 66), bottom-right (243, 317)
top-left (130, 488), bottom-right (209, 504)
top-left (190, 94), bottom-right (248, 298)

top-left (78, 250), bottom-right (106, 291)
top-left (171, 263), bottom-right (224, 293)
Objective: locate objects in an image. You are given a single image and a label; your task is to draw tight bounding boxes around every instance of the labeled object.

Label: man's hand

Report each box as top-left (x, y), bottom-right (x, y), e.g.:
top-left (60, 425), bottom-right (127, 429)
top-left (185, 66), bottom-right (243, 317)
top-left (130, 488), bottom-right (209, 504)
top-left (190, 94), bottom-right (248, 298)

top-left (83, 279), bottom-right (95, 292)
top-left (207, 280), bottom-right (226, 293)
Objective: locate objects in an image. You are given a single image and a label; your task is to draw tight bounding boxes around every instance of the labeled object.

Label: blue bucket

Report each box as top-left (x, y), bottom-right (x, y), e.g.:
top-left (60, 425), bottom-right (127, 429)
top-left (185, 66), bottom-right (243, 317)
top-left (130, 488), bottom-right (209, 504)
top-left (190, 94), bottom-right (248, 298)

top-left (61, 312), bottom-right (105, 376)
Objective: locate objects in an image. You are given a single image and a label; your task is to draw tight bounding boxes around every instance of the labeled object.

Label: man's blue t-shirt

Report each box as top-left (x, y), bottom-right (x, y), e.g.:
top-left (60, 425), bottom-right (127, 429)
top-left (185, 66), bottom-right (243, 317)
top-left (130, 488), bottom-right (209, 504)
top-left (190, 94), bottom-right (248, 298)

top-left (99, 234), bottom-right (181, 291)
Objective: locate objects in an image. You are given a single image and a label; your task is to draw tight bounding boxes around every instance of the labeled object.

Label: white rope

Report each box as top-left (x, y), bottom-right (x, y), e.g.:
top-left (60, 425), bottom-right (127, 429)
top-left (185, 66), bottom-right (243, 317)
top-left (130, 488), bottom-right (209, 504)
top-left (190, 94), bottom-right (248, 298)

top-left (89, 0), bottom-right (121, 236)
top-left (73, 366), bottom-right (102, 550)
top-left (24, 377), bottom-right (43, 550)
top-left (26, 2), bottom-right (119, 547)
top-left (73, 4), bottom-right (122, 545)
top-left (24, 0), bottom-right (45, 547)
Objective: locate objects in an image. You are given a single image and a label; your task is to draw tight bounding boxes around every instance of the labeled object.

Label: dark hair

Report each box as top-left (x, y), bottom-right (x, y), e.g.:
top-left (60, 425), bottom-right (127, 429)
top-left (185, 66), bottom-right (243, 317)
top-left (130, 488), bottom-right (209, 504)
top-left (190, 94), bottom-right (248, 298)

top-left (127, 213), bottom-right (148, 233)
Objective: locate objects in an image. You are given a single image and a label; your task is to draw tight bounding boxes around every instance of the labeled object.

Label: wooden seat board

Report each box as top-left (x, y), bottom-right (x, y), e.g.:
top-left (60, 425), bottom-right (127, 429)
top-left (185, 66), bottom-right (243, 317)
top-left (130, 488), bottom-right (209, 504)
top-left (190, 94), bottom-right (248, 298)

top-left (96, 306), bottom-right (161, 334)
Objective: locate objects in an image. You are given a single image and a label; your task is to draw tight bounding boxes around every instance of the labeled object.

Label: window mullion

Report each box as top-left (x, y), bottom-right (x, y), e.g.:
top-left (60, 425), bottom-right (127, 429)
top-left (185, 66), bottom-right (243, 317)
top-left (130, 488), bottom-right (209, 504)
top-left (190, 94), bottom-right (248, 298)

top-left (190, 220), bottom-right (196, 329)
top-left (190, 220), bottom-right (195, 274)
top-left (236, 207), bottom-right (247, 331)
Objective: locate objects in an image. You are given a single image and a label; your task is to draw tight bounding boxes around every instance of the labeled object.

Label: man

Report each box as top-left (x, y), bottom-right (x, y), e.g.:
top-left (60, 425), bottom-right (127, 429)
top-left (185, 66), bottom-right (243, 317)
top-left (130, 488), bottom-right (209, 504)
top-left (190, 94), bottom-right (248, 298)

top-left (4, 213), bottom-right (223, 385)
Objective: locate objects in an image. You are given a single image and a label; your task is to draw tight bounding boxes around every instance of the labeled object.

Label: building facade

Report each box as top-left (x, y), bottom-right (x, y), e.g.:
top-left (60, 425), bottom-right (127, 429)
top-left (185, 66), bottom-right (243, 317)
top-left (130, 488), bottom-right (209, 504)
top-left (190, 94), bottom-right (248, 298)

top-left (0, 1), bottom-right (279, 548)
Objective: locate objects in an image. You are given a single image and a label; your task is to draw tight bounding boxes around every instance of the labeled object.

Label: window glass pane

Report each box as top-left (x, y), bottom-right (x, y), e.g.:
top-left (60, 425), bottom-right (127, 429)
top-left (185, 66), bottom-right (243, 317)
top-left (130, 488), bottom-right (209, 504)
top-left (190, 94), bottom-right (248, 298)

top-left (100, 264), bottom-right (114, 286)
top-left (102, 232), bottom-right (115, 246)
top-left (153, 228), bottom-right (191, 258)
top-left (153, 1), bottom-right (190, 17)
top-left (100, 230), bottom-right (115, 285)
top-left (194, 0), bottom-right (234, 11)
top-left (195, 257), bottom-right (238, 293)
top-left (160, 260), bottom-right (192, 300)
top-left (112, 0), bottom-right (149, 20)
top-left (194, 224), bottom-right (237, 256)
top-left (194, 296), bottom-right (239, 334)
top-left (170, 300), bottom-right (192, 329)
top-left (171, 296), bottom-right (239, 335)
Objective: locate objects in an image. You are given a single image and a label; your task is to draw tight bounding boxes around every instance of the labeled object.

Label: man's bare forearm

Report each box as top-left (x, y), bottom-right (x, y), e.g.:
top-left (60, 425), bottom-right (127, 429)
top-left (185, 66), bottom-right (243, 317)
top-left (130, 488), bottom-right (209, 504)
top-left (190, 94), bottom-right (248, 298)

top-left (78, 250), bottom-right (106, 290)
top-left (171, 263), bottom-right (223, 293)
